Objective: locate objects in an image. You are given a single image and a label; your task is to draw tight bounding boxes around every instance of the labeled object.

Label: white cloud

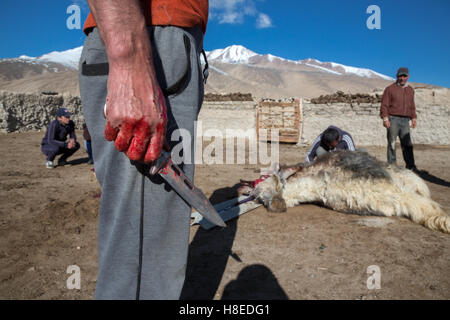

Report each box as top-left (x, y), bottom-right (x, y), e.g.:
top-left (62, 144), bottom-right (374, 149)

top-left (210, 0), bottom-right (272, 28)
top-left (256, 13), bottom-right (272, 29)
top-left (220, 12), bottom-right (241, 24)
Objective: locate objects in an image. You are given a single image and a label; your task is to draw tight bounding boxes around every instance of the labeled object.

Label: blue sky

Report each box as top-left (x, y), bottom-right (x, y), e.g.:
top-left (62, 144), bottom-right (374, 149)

top-left (0, 0), bottom-right (449, 87)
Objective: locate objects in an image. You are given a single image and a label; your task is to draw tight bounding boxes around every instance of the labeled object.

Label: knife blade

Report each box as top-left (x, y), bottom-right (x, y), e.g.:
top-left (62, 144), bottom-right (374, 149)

top-left (149, 150), bottom-right (226, 228)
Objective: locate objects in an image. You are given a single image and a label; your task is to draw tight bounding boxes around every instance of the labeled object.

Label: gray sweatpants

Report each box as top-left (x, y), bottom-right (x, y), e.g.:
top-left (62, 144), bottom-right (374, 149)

top-left (79, 26), bottom-right (204, 299)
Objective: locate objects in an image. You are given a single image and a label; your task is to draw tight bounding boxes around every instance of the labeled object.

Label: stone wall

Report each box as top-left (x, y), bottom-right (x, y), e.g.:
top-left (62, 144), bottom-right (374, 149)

top-left (0, 91), bottom-right (83, 132)
top-left (1, 90), bottom-right (448, 146)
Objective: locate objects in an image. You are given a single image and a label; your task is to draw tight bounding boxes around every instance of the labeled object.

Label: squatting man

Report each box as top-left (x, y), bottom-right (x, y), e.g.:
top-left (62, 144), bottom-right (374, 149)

top-left (41, 107), bottom-right (80, 169)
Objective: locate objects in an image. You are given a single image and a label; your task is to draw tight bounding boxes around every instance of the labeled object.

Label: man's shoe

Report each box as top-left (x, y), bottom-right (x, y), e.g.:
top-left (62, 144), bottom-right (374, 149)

top-left (58, 159), bottom-right (69, 166)
top-left (46, 161), bottom-right (54, 169)
top-left (87, 158), bottom-right (94, 165)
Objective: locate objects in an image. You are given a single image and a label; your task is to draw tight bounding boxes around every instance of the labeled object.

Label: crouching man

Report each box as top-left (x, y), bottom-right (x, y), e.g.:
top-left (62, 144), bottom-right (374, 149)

top-left (41, 108), bottom-right (80, 168)
top-left (305, 125), bottom-right (356, 163)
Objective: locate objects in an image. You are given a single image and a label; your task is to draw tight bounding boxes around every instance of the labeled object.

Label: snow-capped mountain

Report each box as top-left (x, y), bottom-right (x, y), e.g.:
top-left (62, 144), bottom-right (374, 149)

top-left (3, 44), bottom-right (392, 80)
top-left (0, 44), bottom-right (405, 97)
top-left (206, 45), bottom-right (258, 64)
top-left (301, 58), bottom-right (393, 80)
top-left (205, 45), bottom-right (393, 81)
top-left (7, 47), bottom-right (83, 71)
top-left (36, 47), bottom-right (83, 69)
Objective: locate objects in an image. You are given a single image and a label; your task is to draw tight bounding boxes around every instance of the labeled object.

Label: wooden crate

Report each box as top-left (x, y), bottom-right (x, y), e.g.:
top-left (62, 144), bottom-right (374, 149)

top-left (256, 99), bottom-right (302, 143)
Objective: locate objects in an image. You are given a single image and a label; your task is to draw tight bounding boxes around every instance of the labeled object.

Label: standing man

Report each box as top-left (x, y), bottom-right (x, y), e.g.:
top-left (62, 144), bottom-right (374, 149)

top-left (79, 1), bottom-right (209, 299)
top-left (41, 107), bottom-right (80, 169)
top-left (380, 67), bottom-right (419, 173)
top-left (305, 125), bottom-right (356, 163)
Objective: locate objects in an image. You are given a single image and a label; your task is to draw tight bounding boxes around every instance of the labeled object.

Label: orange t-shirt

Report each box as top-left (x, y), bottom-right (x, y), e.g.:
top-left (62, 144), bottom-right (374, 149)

top-left (83, 0), bottom-right (208, 35)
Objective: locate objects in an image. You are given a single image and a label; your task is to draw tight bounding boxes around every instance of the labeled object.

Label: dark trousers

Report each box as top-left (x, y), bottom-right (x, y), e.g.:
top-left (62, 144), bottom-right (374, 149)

top-left (386, 115), bottom-right (416, 169)
top-left (84, 140), bottom-right (93, 160)
top-left (42, 142), bottom-right (80, 161)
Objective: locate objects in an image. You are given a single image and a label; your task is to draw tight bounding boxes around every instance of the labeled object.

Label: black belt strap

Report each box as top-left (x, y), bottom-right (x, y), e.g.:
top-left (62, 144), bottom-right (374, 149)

top-left (81, 61), bottom-right (109, 76)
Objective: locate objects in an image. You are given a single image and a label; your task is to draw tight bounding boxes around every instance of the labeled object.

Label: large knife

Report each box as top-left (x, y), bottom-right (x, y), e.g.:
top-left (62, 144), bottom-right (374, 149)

top-left (149, 149), bottom-right (226, 228)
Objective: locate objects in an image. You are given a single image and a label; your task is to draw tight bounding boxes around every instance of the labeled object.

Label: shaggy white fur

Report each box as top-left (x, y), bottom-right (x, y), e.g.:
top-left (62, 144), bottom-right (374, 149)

top-left (252, 150), bottom-right (450, 234)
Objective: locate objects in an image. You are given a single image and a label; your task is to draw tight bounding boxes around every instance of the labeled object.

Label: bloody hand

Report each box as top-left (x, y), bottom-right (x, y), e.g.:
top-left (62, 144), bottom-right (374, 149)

top-left (103, 64), bottom-right (168, 164)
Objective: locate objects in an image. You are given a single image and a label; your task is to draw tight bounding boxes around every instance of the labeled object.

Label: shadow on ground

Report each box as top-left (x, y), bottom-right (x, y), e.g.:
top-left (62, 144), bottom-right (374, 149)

top-left (221, 264), bottom-right (288, 300)
top-left (181, 183), bottom-right (286, 300)
top-left (418, 170), bottom-right (450, 188)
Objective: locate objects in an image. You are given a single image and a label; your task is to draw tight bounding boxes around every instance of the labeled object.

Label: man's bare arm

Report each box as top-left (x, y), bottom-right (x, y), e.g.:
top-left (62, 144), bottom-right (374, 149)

top-left (87, 0), bottom-right (167, 163)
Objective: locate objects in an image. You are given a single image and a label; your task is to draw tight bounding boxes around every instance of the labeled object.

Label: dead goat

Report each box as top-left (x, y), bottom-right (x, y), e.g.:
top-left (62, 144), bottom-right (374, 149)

top-left (241, 150), bottom-right (449, 233)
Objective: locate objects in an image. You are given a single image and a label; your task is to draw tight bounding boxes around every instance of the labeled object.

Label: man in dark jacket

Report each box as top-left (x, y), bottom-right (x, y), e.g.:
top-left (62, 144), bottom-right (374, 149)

top-left (41, 108), bottom-right (80, 168)
top-left (305, 125), bottom-right (356, 163)
top-left (380, 67), bottom-right (419, 173)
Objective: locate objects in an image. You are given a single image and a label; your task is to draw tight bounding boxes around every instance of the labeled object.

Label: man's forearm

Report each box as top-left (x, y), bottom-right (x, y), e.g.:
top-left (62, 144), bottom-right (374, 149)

top-left (380, 100), bottom-right (389, 119)
top-left (87, 0), bottom-right (168, 163)
top-left (380, 87), bottom-right (391, 119)
top-left (411, 97), bottom-right (417, 120)
top-left (70, 128), bottom-right (76, 141)
top-left (87, 0), bottom-right (152, 64)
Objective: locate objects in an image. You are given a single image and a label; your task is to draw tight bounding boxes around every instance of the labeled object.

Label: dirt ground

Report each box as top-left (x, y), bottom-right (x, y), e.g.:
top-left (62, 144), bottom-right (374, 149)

top-left (0, 131), bottom-right (449, 300)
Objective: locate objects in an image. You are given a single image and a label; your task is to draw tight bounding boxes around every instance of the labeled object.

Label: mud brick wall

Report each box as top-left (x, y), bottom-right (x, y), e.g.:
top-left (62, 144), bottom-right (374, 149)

top-left (0, 90), bottom-right (448, 146)
top-left (198, 101), bottom-right (257, 138)
top-left (300, 88), bottom-right (450, 146)
top-left (300, 102), bottom-right (450, 146)
top-left (0, 91), bottom-right (257, 137)
top-left (200, 99), bottom-right (449, 146)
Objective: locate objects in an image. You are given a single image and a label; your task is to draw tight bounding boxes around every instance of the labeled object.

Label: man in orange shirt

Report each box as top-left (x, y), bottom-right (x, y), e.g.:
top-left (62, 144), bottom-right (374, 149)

top-left (79, 0), bottom-right (209, 299)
